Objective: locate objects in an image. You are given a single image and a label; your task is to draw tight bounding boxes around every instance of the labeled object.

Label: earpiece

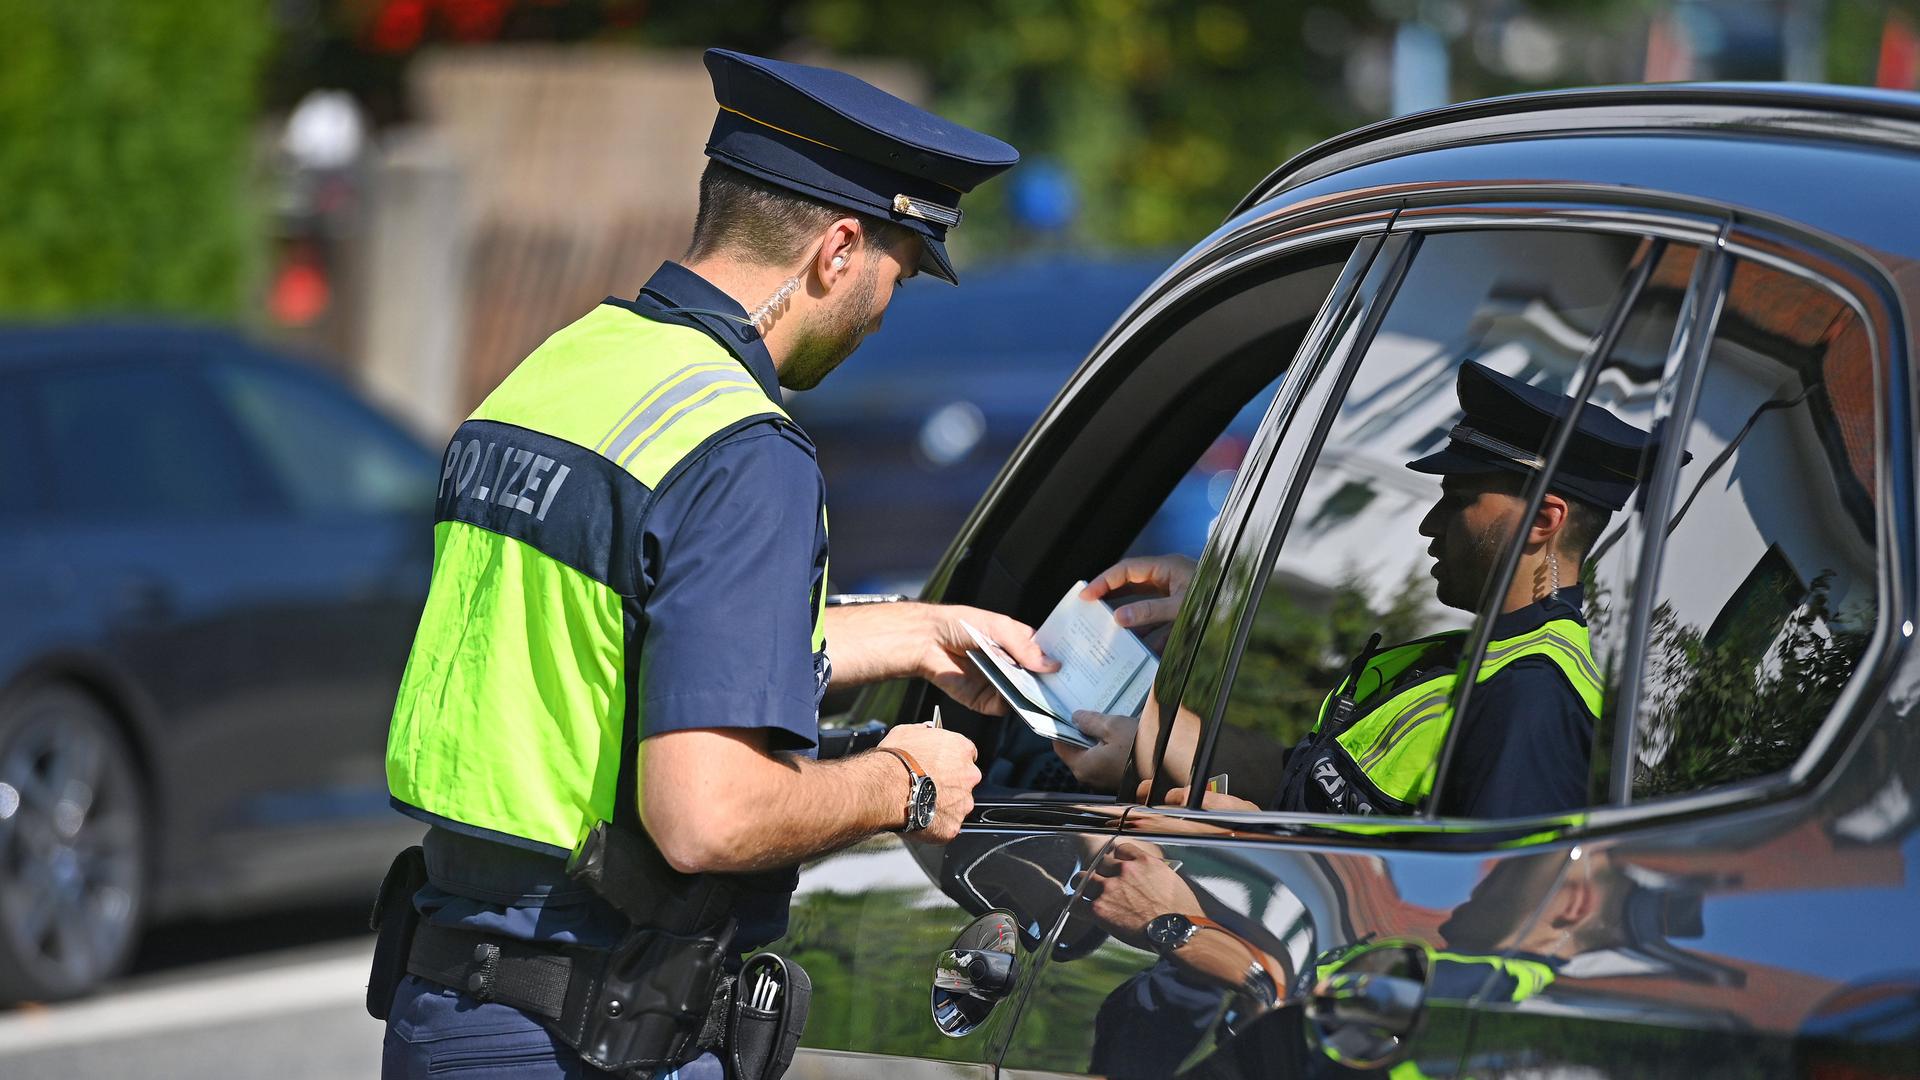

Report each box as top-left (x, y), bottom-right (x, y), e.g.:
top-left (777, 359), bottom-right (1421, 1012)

top-left (832, 255), bottom-right (847, 268)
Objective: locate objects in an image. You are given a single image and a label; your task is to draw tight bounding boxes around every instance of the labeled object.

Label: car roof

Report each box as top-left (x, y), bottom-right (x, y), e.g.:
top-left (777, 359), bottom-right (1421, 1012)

top-left (0, 320), bottom-right (266, 370)
top-left (1237, 81), bottom-right (1920, 216)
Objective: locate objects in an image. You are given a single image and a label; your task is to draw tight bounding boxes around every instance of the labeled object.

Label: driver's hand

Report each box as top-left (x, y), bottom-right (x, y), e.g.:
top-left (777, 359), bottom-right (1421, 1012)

top-left (1053, 710), bottom-right (1137, 792)
top-left (1082, 555), bottom-right (1198, 630)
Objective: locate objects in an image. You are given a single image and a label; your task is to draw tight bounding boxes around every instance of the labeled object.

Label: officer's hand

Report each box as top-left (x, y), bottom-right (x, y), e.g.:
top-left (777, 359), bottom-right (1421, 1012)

top-left (1084, 841), bottom-right (1201, 949)
top-left (1082, 555), bottom-right (1198, 630)
top-left (1053, 711), bottom-right (1137, 792)
top-left (921, 604), bottom-right (1056, 716)
top-left (877, 723), bottom-right (980, 843)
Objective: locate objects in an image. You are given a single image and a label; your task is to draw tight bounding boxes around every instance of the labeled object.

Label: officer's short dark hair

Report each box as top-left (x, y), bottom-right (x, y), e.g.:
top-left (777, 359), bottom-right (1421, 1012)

top-left (685, 162), bottom-right (916, 268)
top-left (1558, 499), bottom-right (1610, 563)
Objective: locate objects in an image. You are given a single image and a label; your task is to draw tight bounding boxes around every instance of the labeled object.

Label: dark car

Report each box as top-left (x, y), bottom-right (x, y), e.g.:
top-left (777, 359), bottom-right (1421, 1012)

top-left (0, 324), bottom-right (435, 1002)
top-left (772, 84), bottom-right (1920, 1077)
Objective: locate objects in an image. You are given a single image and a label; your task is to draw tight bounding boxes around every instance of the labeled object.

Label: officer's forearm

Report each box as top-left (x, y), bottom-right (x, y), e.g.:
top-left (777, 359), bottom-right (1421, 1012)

top-left (822, 602), bottom-right (939, 687)
top-left (642, 728), bottom-right (908, 874)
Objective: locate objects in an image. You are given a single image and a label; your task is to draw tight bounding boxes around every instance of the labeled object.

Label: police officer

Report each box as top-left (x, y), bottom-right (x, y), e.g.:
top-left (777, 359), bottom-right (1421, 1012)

top-left (1062, 362), bottom-right (1655, 819)
top-left (375, 50), bottom-right (1049, 1078)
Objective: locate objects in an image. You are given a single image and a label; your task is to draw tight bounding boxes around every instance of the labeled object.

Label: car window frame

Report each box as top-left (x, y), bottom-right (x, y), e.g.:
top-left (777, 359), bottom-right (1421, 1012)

top-left (1166, 195), bottom-right (1914, 841)
top-left (857, 210), bottom-right (1398, 813)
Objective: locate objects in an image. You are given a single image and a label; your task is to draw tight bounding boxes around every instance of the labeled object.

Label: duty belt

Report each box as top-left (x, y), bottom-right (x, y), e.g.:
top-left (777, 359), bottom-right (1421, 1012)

top-left (406, 921), bottom-right (735, 1052)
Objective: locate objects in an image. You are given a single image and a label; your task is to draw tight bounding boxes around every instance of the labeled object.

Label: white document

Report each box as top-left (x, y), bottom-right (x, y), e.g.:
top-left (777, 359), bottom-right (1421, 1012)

top-left (962, 581), bottom-right (1159, 747)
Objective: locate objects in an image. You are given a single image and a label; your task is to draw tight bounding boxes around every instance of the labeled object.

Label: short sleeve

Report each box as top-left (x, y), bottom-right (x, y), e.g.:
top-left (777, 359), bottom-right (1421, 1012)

top-left (636, 425), bottom-right (824, 750)
top-left (1440, 658), bottom-right (1593, 818)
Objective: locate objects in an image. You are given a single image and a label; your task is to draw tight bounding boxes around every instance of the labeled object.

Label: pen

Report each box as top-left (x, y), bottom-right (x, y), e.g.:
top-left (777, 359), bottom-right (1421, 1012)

top-left (931, 706), bottom-right (944, 730)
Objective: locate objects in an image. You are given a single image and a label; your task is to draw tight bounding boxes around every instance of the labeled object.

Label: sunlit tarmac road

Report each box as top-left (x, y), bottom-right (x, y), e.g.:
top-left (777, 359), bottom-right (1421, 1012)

top-left (0, 905), bottom-right (383, 1079)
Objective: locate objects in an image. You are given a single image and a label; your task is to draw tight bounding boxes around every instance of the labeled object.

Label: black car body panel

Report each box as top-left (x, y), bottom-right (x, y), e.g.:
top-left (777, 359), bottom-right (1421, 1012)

top-left (772, 85), bottom-right (1920, 1078)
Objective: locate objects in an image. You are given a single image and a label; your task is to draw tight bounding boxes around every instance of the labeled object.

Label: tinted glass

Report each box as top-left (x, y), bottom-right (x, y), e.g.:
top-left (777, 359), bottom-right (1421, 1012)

top-left (1491, 241), bottom-right (1701, 809)
top-left (1203, 229), bottom-right (1657, 815)
top-left (1629, 259), bottom-right (1880, 799)
top-left (973, 243), bottom-right (1355, 799)
top-left (209, 361), bottom-right (436, 516)
top-left (31, 363), bottom-right (275, 518)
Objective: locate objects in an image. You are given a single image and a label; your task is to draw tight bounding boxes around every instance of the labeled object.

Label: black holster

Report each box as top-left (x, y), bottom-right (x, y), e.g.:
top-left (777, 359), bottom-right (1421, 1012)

top-left (367, 845), bottom-right (428, 1021)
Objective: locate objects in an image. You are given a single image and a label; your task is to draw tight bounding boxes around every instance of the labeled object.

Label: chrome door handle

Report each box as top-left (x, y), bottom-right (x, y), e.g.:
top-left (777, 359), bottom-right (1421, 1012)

top-left (934, 948), bottom-right (1015, 1001)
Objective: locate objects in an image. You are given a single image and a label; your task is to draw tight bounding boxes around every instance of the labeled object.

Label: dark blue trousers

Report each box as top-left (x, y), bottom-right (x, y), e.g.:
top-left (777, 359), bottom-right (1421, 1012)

top-left (382, 975), bottom-right (725, 1079)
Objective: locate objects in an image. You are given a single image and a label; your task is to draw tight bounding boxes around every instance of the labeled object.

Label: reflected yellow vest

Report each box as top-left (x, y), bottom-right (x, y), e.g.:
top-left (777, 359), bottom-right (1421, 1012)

top-left (1285, 621), bottom-right (1601, 814)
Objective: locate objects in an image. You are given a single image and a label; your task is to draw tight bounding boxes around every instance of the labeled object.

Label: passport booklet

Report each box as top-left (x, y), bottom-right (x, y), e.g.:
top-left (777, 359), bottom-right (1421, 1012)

top-left (961, 582), bottom-right (1158, 748)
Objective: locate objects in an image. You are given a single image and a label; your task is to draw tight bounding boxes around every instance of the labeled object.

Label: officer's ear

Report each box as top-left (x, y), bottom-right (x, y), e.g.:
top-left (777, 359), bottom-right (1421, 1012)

top-left (1528, 493), bottom-right (1571, 550)
top-left (816, 219), bottom-right (865, 288)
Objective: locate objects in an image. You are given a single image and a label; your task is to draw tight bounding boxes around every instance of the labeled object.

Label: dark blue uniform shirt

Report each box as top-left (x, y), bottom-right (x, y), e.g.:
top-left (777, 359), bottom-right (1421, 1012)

top-left (417, 262), bottom-right (828, 953)
top-left (1436, 583), bottom-right (1594, 818)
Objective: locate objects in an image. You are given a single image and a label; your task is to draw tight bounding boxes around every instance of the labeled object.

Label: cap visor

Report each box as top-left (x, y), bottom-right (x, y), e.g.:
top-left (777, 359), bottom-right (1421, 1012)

top-left (1405, 446), bottom-right (1513, 476)
top-left (919, 236), bottom-right (959, 285)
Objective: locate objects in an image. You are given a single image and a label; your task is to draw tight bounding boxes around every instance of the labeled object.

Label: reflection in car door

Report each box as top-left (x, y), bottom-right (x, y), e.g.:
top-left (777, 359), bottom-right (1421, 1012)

top-left (774, 804), bottom-right (1124, 1080)
top-left (988, 233), bottom-right (1562, 1080)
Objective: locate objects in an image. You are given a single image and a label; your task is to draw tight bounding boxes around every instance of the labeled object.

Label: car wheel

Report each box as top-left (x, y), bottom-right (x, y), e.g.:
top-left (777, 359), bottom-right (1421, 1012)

top-left (0, 684), bottom-right (147, 1002)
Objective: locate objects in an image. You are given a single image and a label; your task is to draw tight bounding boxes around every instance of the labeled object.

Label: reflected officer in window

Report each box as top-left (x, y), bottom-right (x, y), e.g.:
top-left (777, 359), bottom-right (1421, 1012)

top-left (1062, 362), bottom-right (1658, 819)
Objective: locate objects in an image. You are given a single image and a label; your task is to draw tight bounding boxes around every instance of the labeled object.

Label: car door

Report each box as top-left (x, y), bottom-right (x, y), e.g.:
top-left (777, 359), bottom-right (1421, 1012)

top-left (191, 353), bottom-right (438, 900)
top-left (767, 218), bottom-right (1380, 1078)
top-left (1454, 225), bottom-right (1920, 1076)
top-left (7, 355), bottom-right (303, 902)
top-left (991, 208), bottom-right (1724, 1079)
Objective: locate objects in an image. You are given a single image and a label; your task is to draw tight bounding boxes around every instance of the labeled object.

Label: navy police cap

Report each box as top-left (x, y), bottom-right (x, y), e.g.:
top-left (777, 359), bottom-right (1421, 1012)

top-left (703, 49), bottom-right (1019, 285)
top-left (1406, 361), bottom-right (1656, 512)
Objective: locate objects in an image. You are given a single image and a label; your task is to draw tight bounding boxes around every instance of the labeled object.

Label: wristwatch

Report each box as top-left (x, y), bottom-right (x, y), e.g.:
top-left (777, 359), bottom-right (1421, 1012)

top-left (1145, 912), bottom-right (1213, 954)
top-left (1145, 913), bottom-right (1285, 1004)
top-left (878, 747), bottom-right (938, 832)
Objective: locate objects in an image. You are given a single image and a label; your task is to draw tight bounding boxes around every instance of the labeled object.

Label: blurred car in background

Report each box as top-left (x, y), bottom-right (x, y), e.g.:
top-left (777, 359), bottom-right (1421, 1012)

top-left (791, 255), bottom-right (1259, 595)
top-left (0, 324), bottom-right (436, 1003)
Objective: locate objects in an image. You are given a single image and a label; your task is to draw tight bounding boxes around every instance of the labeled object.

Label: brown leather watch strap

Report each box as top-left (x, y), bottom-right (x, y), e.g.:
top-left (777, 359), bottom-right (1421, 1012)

top-left (1187, 916), bottom-right (1286, 1001)
top-left (876, 746), bottom-right (927, 831)
top-left (877, 746), bottom-right (926, 779)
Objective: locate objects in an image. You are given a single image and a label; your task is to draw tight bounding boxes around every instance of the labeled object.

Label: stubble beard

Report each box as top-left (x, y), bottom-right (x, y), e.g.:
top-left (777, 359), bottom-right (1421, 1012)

top-left (781, 266), bottom-right (879, 391)
top-left (1435, 515), bottom-right (1512, 613)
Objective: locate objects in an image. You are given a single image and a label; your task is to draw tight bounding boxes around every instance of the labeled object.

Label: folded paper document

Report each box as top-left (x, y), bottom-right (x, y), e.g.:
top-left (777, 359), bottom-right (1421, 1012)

top-left (962, 582), bottom-right (1158, 748)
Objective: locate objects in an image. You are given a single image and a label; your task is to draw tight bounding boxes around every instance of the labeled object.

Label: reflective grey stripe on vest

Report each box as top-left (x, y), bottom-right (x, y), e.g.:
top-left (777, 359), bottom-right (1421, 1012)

top-left (605, 368), bottom-right (762, 465)
top-left (1356, 687), bottom-right (1450, 772)
top-left (1506, 630), bottom-right (1603, 689)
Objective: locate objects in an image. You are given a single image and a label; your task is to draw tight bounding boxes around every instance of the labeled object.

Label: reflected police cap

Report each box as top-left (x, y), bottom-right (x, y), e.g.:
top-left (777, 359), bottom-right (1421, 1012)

top-left (702, 49), bottom-right (1020, 285)
top-left (1405, 361), bottom-right (1656, 512)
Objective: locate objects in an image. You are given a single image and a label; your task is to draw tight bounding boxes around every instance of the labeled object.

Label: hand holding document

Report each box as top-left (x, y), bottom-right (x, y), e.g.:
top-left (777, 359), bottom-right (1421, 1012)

top-left (962, 582), bottom-right (1158, 748)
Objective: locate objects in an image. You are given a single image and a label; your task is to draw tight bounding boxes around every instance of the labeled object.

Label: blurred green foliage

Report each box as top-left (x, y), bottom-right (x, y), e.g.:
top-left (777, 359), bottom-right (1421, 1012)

top-left (0, 1), bottom-right (269, 317)
top-left (794, 1), bottom-right (1368, 254)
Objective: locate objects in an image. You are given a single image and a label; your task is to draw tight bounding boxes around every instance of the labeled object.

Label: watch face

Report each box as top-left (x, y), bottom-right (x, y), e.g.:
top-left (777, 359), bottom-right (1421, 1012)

top-left (1145, 913), bottom-right (1194, 952)
top-left (909, 777), bottom-right (939, 831)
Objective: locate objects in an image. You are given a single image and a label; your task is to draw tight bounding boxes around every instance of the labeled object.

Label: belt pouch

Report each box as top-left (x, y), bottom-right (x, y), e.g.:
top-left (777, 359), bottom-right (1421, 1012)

top-left (565, 920), bottom-right (737, 1076)
top-left (366, 845), bottom-right (428, 1020)
top-left (729, 952), bottom-right (812, 1080)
